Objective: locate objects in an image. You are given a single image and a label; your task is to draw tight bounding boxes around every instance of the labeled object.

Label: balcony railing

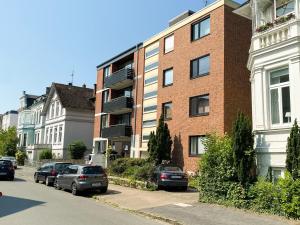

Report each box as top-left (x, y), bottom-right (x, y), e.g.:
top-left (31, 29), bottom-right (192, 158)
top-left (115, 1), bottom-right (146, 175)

top-left (104, 68), bottom-right (134, 90)
top-left (252, 19), bottom-right (299, 51)
top-left (101, 124), bottom-right (132, 139)
top-left (103, 96), bottom-right (133, 115)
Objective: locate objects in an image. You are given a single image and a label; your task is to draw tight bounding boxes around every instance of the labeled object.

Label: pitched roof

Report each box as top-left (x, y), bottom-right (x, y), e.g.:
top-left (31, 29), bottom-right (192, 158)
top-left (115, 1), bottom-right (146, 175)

top-left (53, 83), bottom-right (95, 111)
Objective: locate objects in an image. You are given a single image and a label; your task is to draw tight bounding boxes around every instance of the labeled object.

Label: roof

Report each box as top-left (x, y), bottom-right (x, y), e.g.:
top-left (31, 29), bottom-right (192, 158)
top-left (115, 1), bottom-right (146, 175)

top-left (53, 83), bottom-right (95, 111)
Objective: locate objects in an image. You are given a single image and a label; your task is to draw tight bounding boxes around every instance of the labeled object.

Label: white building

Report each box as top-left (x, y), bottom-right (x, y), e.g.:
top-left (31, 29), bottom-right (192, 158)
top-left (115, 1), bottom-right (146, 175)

top-left (1, 110), bottom-right (18, 130)
top-left (235, 0), bottom-right (300, 178)
top-left (41, 83), bottom-right (95, 159)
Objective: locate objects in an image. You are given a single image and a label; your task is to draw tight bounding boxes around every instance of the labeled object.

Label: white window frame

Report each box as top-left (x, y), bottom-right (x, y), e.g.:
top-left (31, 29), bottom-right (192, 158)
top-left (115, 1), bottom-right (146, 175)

top-left (274, 0), bottom-right (295, 18)
top-left (164, 34), bottom-right (174, 53)
top-left (269, 67), bottom-right (291, 128)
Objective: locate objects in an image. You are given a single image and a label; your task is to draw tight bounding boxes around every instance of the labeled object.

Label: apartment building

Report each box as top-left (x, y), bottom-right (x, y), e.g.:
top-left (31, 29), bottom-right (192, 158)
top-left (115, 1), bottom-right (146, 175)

top-left (0, 110), bottom-right (18, 130)
top-left (235, 0), bottom-right (300, 178)
top-left (93, 0), bottom-right (252, 172)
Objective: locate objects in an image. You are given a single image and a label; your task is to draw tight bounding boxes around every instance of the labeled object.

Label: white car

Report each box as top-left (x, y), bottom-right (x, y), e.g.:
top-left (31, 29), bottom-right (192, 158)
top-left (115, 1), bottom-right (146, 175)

top-left (1, 156), bottom-right (17, 169)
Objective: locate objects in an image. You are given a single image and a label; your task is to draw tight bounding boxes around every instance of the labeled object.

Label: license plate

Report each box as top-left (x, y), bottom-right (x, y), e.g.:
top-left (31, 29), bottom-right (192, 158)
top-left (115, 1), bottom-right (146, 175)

top-left (0, 172), bottom-right (7, 175)
top-left (92, 183), bottom-right (101, 187)
top-left (171, 176), bottom-right (182, 179)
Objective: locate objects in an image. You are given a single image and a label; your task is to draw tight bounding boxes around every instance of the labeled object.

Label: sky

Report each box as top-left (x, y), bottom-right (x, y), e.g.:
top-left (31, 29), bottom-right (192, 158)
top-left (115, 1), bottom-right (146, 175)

top-left (0, 0), bottom-right (246, 113)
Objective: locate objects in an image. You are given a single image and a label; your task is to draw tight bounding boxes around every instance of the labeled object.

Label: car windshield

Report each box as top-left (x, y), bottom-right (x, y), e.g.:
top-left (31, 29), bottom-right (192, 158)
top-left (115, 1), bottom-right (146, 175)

top-left (0, 160), bottom-right (12, 166)
top-left (82, 166), bottom-right (104, 174)
top-left (55, 163), bottom-right (72, 171)
top-left (162, 166), bottom-right (182, 172)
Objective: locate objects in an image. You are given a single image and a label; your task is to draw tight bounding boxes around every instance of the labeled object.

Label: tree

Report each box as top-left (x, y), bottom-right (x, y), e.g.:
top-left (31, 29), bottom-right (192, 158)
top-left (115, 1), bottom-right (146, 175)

top-left (147, 115), bottom-right (173, 165)
top-left (286, 120), bottom-right (300, 180)
top-left (68, 141), bottom-right (87, 159)
top-left (0, 127), bottom-right (18, 157)
top-left (232, 112), bottom-right (256, 185)
top-left (39, 149), bottom-right (52, 160)
top-left (15, 149), bottom-right (27, 166)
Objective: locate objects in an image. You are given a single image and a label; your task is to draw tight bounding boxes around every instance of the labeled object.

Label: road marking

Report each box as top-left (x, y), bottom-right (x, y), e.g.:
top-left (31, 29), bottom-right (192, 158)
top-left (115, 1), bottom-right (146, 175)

top-left (173, 203), bottom-right (192, 208)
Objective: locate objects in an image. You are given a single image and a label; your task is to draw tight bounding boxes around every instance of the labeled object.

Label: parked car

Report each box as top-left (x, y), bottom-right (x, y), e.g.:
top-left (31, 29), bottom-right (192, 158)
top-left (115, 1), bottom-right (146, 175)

top-left (0, 160), bottom-right (15, 181)
top-left (55, 165), bottom-right (108, 195)
top-left (34, 162), bottom-right (72, 186)
top-left (1, 156), bottom-right (17, 169)
top-left (152, 165), bottom-right (188, 191)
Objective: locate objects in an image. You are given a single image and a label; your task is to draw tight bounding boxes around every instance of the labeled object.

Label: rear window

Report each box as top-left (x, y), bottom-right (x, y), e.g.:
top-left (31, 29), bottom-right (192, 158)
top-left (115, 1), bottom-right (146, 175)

top-left (161, 166), bottom-right (182, 172)
top-left (82, 166), bottom-right (104, 174)
top-left (0, 160), bottom-right (12, 166)
top-left (55, 163), bottom-right (72, 171)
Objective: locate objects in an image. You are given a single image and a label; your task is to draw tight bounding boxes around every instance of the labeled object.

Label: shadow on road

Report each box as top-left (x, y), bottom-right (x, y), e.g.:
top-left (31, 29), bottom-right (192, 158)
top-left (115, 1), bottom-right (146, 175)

top-left (0, 195), bottom-right (45, 218)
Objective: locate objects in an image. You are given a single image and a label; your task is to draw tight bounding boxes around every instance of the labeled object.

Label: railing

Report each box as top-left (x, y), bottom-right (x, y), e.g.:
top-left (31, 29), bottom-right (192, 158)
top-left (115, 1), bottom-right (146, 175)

top-left (102, 124), bottom-right (132, 139)
top-left (103, 96), bottom-right (133, 114)
top-left (104, 68), bottom-right (134, 90)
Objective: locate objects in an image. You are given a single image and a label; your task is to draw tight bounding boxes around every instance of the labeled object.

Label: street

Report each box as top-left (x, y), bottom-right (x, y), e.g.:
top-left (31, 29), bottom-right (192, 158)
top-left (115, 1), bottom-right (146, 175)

top-left (0, 167), bottom-right (166, 225)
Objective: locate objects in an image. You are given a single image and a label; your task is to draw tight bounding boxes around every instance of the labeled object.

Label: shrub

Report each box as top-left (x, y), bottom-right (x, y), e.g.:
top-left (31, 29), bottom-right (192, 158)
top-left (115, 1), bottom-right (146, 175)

top-left (15, 150), bottom-right (27, 165)
top-left (133, 163), bottom-right (155, 181)
top-left (68, 141), bottom-right (87, 159)
top-left (109, 158), bottom-right (147, 175)
top-left (39, 149), bottom-right (52, 160)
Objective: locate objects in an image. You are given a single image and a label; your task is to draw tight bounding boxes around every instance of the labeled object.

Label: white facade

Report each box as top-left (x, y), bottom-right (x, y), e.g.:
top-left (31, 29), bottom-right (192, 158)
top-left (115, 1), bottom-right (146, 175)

top-left (236, 0), bottom-right (300, 178)
top-left (1, 111), bottom-right (18, 130)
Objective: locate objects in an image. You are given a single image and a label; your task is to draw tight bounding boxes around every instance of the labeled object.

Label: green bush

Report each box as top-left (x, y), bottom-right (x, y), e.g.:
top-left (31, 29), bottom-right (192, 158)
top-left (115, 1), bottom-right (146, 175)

top-left (68, 141), bottom-right (87, 159)
top-left (133, 163), bottom-right (155, 181)
top-left (15, 150), bottom-right (27, 165)
top-left (39, 149), bottom-right (52, 160)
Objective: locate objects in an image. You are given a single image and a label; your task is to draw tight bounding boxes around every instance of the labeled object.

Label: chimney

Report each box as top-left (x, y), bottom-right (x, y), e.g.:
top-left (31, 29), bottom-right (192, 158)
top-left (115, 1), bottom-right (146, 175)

top-left (23, 91), bottom-right (26, 96)
top-left (46, 87), bottom-right (51, 95)
top-left (82, 84), bottom-right (86, 88)
top-left (169, 10), bottom-right (195, 27)
top-left (93, 84), bottom-right (97, 96)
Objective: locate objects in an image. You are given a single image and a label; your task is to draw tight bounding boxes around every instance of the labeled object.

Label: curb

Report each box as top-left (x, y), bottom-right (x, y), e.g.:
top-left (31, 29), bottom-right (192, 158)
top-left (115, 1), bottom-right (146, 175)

top-left (93, 195), bottom-right (184, 225)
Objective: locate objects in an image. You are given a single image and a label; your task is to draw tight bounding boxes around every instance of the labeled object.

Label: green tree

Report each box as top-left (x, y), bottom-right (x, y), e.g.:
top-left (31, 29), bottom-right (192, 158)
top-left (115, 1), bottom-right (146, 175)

top-left (0, 127), bottom-right (19, 157)
top-left (286, 120), bottom-right (300, 180)
top-left (147, 115), bottom-right (173, 165)
top-left (232, 112), bottom-right (256, 185)
top-left (15, 149), bottom-right (27, 165)
top-left (68, 141), bottom-right (87, 159)
top-left (39, 149), bottom-right (52, 160)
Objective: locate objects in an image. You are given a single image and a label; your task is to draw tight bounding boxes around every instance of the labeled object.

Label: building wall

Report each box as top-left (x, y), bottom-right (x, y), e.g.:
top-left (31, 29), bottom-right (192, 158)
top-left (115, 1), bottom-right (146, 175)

top-left (2, 112), bottom-right (18, 130)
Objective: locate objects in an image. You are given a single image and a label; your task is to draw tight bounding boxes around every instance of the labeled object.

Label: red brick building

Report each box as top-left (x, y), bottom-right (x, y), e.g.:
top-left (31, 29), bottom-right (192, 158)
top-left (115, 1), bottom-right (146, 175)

top-left (93, 0), bottom-right (252, 173)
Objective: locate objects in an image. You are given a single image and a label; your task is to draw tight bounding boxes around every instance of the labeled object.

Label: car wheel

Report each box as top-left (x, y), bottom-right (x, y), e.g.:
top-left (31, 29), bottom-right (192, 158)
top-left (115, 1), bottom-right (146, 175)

top-left (181, 186), bottom-right (188, 192)
top-left (71, 183), bottom-right (78, 196)
top-left (45, 177), bottom-right (51, 186)
top-left (100, 186), bottom-right (108, 194)
top-left (54, 180), bottom-right (61, 190)
top-left (34, 174), bottom-right (39, 183)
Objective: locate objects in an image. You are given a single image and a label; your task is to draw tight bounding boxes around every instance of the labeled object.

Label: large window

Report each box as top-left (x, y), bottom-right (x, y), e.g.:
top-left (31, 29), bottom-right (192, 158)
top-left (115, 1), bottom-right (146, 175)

top-left (163, 102), bottom-right (172, 120)
top-left (276, 0), bottom-right (295, 17)
top-left (143, 119), bottom-right (157, 128)
top-left (144, 91), bottom-right (157, 99)
top-left (104, 66), bottom-right (110, 78)
top-left (58, 125), bottom-right (63, 143)
top-left (101, 114), bottom-right (109, 129)
top-left (145, 61), bottom-right (159, 72)
top-left (270, 68), bottom-right (291, 125)
top-left (163, 68), bottom-right (173, 87)
top-left (189, 136), bottom-right (206, 156)
top-left (191, 55), bottom-right (210, 79)
top-left (144, 105), bottom-right (157, 113)
top-left (102, 90), bottom-right (109, 103)
top-left (145, 76), bottom-right (158, 85)
top-left (164, 34), bottom-right (174, 53)
top-left (190, 94), bottom-right (209, 117)
top-left (145, 47), bottom-right (159, 59)
top-left (192, 17), bottom-right (210, 41)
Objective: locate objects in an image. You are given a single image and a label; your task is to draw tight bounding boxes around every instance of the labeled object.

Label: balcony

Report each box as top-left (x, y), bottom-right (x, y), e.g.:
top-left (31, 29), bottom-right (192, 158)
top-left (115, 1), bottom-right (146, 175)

top-left (103, 96), bottom-right (133, 115)
top-left (104, 68), bottom-right (134, 90)
top-left (252, 17), bottom-right (299, 51)
top-left (102, 124), bottom-right (132, 139)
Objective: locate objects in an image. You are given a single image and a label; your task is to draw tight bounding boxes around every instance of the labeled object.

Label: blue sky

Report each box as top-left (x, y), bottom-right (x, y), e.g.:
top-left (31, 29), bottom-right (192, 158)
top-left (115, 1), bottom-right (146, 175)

top-left (0, 0), bottom-right (245, 113)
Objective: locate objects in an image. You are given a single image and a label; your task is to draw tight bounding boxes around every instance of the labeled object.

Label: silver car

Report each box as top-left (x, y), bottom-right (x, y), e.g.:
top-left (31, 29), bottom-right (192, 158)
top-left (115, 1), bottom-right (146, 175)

top-left (1, 157), bottom-right (17, 169)
top-left (55, 165), bottom-right (108, 195)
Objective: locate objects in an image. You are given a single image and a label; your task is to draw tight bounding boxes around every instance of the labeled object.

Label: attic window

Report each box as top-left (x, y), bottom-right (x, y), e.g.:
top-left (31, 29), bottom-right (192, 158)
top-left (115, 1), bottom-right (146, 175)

top-left (276, 0), bottom-right (295, 17)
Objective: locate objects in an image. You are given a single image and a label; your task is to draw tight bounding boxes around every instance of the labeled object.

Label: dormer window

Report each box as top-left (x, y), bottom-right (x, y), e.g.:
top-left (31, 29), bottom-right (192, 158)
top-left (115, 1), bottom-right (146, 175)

top-left (276, 0), bottom-right (295, 17)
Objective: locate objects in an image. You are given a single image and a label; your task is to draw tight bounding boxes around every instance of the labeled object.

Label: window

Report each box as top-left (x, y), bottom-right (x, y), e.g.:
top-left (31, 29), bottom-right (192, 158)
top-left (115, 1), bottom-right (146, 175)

top-left (145, 76), bottom-right (158, 85)
top-left (144, 91), bottom-right (157, 99)
top-left (54, 127), bottom-right (58, 143)
top-left (142, 134), bottom-right (150, 141)
top-left (189, 136), bottom-right (206, 156)
top-left (143, 119), bottom-right (157, 128)
top-left (270, 68), bottom-right (291, 125)
top-left (164, 35), bottom-right (174, 53)
top-left (192, 17), bottom-right (210, 41)
top-left (145, 61), bottom-right (159, 72)
top-left (145, 47), bottom-right (159, 59)
top-left (276, 0), bottom-right (295, 17)
top-left (56, 101), bottom-right (60, 117)
top-left (104, 66), bottom-right (110, 78)
top-left (144, 105), bottom-right (157, 113)
top-left (49, 128), bottom-right (53, 144)
top-left (163, 102), bottom-right (172, 120)
top-left (58, 126), bottom-right (63, 143)
top-left (190, 94), bottom-right (209, 116)
top-left (101, 114), bottom-right (109, 129)
top-left (102, 90), bottom-right (109, 103)
top-left (23, 133), bottom-right (27, 147)
top-left (163, 68), bottom-right (173, 87)
top-left (191, 55), bottom-right (210, 78)
top-left (45, 128), bottom-right (49, 144)
top-left (50, 103), bottom-right (55, 119)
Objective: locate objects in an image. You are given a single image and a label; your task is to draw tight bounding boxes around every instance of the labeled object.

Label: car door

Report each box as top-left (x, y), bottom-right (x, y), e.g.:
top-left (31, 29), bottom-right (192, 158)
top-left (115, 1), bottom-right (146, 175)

top-left (38, 164), bottom-right (47, 181)
top-left (65, 166), bottom-right (78, 190)
top-left (58, 166), bottom-right (71, 188)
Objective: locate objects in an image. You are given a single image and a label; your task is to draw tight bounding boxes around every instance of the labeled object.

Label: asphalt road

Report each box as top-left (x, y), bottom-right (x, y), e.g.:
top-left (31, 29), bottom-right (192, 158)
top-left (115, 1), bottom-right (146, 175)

top-left (0, 168), bottom-right (166, 225)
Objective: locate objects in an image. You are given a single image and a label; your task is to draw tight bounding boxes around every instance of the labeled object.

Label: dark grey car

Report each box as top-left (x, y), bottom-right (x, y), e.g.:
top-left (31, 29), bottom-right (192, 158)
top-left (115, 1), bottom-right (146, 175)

top-left (55, 165), bottom-right (108, 195)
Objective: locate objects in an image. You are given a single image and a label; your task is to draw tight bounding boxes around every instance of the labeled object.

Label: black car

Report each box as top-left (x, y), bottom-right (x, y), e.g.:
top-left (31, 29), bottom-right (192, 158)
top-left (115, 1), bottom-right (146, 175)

top-left (34, 162), bottom-right (72, 186)
top-left (0, 160), bottom-right (15, 181)
top-left (152, 165), bottom-right (188, 191)
top-left (55, 165), bottom-right (108, 195)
